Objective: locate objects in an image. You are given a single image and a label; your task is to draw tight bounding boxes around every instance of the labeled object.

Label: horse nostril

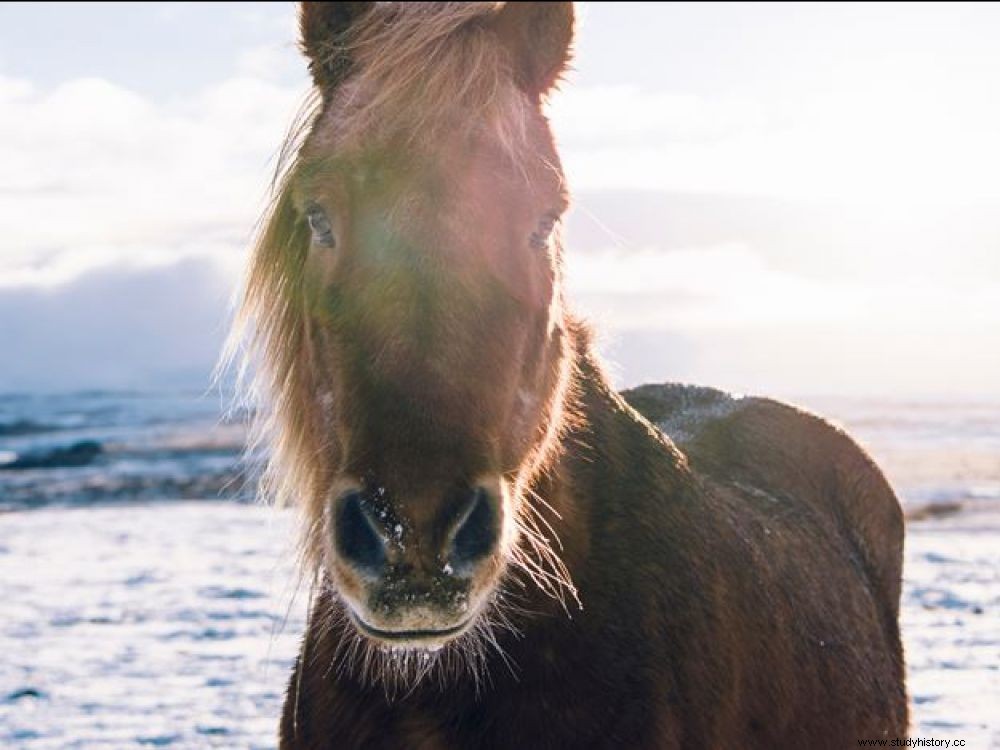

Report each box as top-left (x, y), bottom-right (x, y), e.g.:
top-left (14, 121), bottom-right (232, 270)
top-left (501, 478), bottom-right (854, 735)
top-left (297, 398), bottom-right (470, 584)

top-left (450, 488), bottom-right (499, 566)
top-left (335, 491), bottom-right (386, 571)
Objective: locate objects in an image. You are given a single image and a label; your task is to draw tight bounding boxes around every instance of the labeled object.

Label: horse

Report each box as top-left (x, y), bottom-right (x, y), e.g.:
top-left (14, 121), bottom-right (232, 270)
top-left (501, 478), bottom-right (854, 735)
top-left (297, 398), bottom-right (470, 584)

top-left (230, 3), bottom-right (908, 747)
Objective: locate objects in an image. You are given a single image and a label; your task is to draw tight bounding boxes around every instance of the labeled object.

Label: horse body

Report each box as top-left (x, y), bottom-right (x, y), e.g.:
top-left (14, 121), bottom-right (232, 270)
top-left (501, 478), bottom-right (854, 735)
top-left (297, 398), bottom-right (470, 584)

top-left (280, 342), bottom-right (907, 749)
top-left (231, 3), bottom-right (907, 747)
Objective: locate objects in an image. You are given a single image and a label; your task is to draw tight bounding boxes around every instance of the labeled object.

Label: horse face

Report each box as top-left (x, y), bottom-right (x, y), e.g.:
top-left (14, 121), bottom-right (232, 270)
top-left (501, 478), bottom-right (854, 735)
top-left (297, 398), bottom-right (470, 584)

top-left (294, 109), bottom-right (569, 647)
top-left (237, 2), bottom-right (577, 661)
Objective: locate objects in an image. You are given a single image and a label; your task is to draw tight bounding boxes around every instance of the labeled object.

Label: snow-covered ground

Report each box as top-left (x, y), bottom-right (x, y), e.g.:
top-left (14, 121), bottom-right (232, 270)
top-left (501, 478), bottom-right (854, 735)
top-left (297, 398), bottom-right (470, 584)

top-left (1, 501), bottom-right (997, 749)
top-left (0, 503), bottom-right (304, 749)
top-left (899, 506), bottom-right (999, 747)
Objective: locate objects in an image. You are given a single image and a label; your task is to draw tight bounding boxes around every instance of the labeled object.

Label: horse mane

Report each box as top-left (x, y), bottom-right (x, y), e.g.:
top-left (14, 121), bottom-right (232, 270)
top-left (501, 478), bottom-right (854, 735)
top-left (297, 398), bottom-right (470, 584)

top-left (312, 2), bottom-right (531, 153)
top-left (221, 2), bottom-right (551, 572)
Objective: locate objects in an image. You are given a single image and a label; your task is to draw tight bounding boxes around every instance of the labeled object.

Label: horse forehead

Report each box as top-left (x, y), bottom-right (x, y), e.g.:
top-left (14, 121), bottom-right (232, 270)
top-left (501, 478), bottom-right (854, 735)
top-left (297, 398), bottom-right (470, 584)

top-left (314, 72), bottom-right (535, 164)
top-left (309, 113), bottom-right (539, 205)
top-left (338, 156), bottom-right (532, 267)
top-left (357, 142), bottom-right (523, 209)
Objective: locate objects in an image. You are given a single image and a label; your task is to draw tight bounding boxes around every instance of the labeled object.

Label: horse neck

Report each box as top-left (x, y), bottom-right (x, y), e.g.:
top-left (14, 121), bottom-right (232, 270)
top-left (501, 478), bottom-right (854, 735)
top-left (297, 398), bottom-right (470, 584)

top-left (516, 320), bottom-right (633, 608)
top-left (525, 318), bottom-right (689, 613)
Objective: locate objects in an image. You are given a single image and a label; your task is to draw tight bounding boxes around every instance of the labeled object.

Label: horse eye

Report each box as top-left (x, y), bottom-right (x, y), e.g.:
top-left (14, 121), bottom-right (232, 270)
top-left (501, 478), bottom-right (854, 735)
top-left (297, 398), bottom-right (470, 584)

top-left (306, 205), bottom-right (335, 248)
top-left (529, 214), bottom-right (558, 251)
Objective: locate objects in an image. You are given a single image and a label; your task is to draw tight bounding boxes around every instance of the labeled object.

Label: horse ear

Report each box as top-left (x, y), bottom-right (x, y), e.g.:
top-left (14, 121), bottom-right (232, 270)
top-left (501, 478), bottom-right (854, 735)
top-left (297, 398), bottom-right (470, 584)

top-left (299, 1), bottom-right (374, 91)
top-left (493, 1), bottom-right (575, 97)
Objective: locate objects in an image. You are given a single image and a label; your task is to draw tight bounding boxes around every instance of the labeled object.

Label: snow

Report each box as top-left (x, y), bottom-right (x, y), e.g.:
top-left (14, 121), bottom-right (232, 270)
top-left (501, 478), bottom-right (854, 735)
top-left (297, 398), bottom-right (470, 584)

top-left (0, 502), bottom-right (305, 749)
top-left (900, 507), bottom-right (999, 745)
top-left (1, 501), bottom-right (997, 747)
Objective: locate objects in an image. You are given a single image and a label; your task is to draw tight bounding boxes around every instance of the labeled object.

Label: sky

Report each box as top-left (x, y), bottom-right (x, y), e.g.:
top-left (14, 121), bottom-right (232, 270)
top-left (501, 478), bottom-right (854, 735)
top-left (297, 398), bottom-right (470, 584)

top-left (1, 2), bottom-right (999, 399)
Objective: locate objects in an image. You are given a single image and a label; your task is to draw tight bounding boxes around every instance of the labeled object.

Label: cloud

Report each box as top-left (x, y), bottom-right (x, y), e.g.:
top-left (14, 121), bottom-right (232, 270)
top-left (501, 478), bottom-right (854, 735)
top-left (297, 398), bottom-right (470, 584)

top-left (0, 72), bottom-right (304, 285)
top-left (547, 76), bottom-right (1000, 204)
top-left (565, 241), bottom-right (1000, 398)
top-left (548, 85), bottom-right (767, 146)
top-left (567, 242), bottom-right (844, 328)
top-left (568, 240), bottom-right (1000, 332)
top-left (0, 69), bottom-right (300, 387)
top-left (0, 256), bottom-right (234, 392)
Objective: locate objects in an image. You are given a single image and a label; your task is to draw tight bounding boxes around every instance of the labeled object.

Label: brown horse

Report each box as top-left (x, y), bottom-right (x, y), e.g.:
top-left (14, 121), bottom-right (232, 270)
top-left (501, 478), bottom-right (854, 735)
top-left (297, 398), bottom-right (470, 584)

top-left (231, 3), bottom-right (908, 747)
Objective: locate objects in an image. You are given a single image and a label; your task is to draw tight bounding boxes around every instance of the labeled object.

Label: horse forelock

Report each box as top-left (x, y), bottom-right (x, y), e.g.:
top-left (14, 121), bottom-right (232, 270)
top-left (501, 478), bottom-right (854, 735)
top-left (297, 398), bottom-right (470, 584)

top-left (312, 2), bottom-right (535, 158)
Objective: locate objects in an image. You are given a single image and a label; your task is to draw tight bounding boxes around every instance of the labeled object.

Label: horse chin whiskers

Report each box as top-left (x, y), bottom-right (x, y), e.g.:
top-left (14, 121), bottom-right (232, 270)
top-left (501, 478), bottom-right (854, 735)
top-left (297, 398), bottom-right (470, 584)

top-left (319, 583), bottom-right (522, 701)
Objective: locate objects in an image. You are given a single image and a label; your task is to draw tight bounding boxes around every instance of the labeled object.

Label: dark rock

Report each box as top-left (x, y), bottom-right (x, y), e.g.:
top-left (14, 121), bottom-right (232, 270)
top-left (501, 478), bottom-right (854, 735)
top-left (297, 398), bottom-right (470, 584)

top-left (906, 501), bottom-right (965, 522)
top-left (0, 419), bottom-right (56, 437)
top-left (0, 440), bottom-right (103, 470)
top-left (6, 687), bottom-right (46, 701)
